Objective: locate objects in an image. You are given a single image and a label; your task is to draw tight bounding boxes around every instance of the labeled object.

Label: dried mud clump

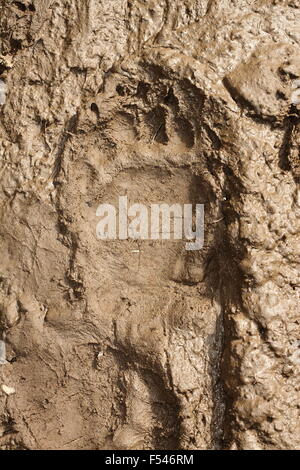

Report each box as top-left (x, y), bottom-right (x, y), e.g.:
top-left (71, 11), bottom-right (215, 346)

top-left (0, 0), bottom-right (300, 450)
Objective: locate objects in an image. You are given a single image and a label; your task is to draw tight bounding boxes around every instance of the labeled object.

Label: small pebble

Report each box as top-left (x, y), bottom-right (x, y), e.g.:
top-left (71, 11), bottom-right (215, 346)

top-left (291, 89), bottom-right (300, 105)
top-left (0, 340), bottom-right (8, 365)
top-left (0, 80), bottom-right (6, 105)
top-left (1, 385), bottom-right (15, 396)
top-left (291, 79), bottom-right (300, 105)
top-left (292, 79), bottom-right (300, 90)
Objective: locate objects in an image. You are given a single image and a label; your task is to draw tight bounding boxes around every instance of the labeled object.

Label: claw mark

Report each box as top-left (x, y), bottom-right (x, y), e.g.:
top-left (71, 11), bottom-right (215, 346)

top-left (52, 113), bottom-right (78, 181)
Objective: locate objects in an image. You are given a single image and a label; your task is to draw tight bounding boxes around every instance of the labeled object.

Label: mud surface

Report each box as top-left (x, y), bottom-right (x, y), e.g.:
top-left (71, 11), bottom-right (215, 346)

top-left (0, 0), bottom-right (299, 450)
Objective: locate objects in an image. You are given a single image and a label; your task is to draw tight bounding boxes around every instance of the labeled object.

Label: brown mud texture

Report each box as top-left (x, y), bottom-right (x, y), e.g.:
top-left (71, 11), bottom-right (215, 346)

top-left (0, 0), bottom-right (300, 451)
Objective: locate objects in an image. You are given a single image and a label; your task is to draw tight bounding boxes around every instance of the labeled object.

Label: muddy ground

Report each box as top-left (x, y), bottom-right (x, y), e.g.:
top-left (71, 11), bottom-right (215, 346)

top-left (0, 0), bottom-right (299, 450)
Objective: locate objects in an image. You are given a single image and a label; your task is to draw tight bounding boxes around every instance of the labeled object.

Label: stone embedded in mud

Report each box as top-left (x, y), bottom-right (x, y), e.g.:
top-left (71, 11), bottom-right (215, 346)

top-left (291, 80), bottom-right (300, 106)
top-left (0, 341), bottom-right (7, 365)
top-left (0, 80), bottom-right (6, 105)
top-left (1, 385), bottom-right (15, 396)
